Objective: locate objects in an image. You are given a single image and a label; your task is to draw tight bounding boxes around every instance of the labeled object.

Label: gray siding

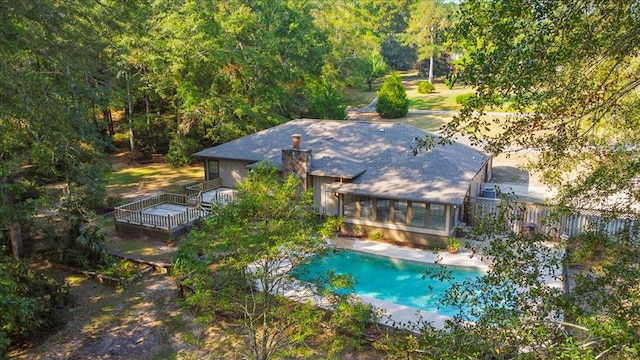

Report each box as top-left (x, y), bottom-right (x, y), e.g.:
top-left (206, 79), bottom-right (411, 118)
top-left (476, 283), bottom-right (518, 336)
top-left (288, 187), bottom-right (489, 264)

top-left (312, 176), bottom-right (339, 216)
top-left (207, 159), bottom-right (250, 187)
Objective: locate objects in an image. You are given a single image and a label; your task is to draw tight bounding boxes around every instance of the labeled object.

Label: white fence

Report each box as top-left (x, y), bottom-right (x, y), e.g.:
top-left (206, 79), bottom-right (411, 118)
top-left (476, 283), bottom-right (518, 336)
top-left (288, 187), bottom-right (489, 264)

top-left (468, 196), bottom-right (639, 239)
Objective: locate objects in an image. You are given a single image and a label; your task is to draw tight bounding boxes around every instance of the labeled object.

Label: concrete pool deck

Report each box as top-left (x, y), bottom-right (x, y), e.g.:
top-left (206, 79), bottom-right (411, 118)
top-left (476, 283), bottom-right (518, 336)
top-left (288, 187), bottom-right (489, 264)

top-left (328, 237), bottom-right (564, 330)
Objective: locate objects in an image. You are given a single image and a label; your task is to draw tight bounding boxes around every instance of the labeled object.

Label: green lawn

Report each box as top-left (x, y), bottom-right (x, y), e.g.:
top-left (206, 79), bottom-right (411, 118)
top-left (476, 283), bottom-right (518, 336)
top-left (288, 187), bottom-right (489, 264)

top-left (401, 112), bottom-right (453, 131)
top-left (344, 71), bottom-right (474, 111)
top-left (106, 163), bottom-right (203, 202)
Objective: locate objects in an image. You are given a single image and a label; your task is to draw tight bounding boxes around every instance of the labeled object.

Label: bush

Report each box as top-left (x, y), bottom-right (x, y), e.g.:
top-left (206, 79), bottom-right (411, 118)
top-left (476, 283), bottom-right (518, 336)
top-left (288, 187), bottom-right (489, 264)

top-left (455, 92), bottom-right (477, 105)
top-left (39, 218), bottom-right (107, 269)
top-left (368, 231), bottom-right (384, 240)
top-left (417, 80), bottom-right (435, 94)
top-left (376, 72), bottom-right (409, 119)
top-left (167, 135), bottom-right (202, 168)
top-left (0, 254), bottom-right (70, 355)
top-left (304, 75), bottom-right (347, 120)
top-left (100, 258), bottom-right (142, 284)
top-left (329, 296), bottom-right (374, 340)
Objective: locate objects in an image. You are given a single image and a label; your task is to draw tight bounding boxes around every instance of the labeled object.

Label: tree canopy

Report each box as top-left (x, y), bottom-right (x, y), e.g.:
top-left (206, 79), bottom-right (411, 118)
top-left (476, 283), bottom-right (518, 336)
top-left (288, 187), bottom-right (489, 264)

top-left (439, 0), bottom-right (640, 214)
top-left (174, 165), bottom-right (367, 358)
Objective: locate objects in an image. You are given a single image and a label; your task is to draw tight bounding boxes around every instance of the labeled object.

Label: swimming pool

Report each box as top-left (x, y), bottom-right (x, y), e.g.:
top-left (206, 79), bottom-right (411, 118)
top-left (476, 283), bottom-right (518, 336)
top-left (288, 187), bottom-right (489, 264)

top-left (292, 250), bottom-right (483, 317)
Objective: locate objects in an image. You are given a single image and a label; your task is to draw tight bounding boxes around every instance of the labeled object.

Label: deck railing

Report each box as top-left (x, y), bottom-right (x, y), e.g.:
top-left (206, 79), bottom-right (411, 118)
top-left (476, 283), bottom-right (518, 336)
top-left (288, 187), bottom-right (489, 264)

top-left (114, 192), bottom-right (197, 230)
top-left (116, 193), bottom-right (187, 211)
top-left (214, 192), bottom-right (236, 204)
top-left (186, 178), bottom-right (222, 196)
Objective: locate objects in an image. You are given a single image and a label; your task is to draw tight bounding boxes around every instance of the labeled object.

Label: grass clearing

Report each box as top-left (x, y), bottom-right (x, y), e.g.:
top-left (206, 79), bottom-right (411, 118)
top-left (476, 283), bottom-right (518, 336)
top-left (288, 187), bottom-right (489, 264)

top-left (107, 163), bottom-right (202, 201)
top-left (401, 112), bottom-right (453, 131)
top-left (405, 81), bottom-right (474, 111)
top-left (344, 89), bottom-right (377, 108)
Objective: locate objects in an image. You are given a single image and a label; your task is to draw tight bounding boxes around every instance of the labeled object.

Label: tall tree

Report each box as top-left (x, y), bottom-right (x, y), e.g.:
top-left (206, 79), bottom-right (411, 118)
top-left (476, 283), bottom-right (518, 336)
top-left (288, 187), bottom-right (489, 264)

top-left (174, 165), bottom-right (363, 358)
top-left (0, 0), bottom-right (111, 258)
top-left (435, 0), bottom-right (640, 215)
top-left (359, 0), bottom-right (414, 36)
top-left (402, 1), bottom-right (640, 358)
top-left (404, 0), bottom-right (457, 83)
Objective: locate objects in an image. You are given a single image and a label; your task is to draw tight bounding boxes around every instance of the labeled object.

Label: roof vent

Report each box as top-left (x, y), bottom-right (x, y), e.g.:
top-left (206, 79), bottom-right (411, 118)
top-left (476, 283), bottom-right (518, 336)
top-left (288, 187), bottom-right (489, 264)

top-left (379, 128), bottom-right (384, 133)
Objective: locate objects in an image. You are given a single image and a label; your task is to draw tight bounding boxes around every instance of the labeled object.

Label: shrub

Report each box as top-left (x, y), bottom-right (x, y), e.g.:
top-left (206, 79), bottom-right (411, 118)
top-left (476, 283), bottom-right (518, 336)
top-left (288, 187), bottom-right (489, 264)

top-left (368, 231), bottom-right (384, 240)
top-left (417, 80), bottom-right (435, 94)
top-left (0, 254), bottom-right (70, 355)
top-left (376, 72), bottom-right (409, 119)
top-left (39, 219), bottom-right (107, 269)
top-left (455, 92), bottom-right (477, 105)
top-left (100, 258), bottom-right (142, 284)
top-left (304, 75), bottom-right (347, 120)
top-left (329, 295), bottom-right (374, 340)
top-left (167, 135), bottom-right (202, 168)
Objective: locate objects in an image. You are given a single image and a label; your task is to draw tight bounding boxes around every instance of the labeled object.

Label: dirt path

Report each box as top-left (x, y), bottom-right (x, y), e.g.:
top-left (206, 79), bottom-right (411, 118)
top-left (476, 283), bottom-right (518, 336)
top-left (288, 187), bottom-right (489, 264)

top-left (15, 267), bottom-right (202, 359)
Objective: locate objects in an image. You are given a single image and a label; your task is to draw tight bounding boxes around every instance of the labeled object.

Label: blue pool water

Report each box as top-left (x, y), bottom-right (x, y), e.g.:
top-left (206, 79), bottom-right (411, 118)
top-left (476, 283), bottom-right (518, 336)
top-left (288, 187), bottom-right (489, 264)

top-left (292, 250), bottom-right (483, 317)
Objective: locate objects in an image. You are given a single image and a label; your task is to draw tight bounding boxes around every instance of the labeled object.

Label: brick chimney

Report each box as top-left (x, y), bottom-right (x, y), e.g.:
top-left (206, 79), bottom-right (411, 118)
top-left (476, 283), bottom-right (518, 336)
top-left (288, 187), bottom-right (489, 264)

top-left (281, 134), bottom-right (312, 190)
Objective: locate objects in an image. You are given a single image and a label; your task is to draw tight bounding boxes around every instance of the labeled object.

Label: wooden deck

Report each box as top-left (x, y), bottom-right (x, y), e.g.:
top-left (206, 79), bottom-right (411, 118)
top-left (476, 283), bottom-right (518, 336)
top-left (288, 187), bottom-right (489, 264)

top-left (114, 179), bottom-right (236, 240)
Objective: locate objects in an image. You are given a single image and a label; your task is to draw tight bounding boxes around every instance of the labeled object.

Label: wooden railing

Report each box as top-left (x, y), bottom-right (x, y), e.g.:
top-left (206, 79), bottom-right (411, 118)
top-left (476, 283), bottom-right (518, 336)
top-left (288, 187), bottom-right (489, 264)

top-left (186, 178), bottom-right (222, 196)
top-left (114, 192), bottom-right (199, 230)
top-left (214, 192), bottom-right (236, 204)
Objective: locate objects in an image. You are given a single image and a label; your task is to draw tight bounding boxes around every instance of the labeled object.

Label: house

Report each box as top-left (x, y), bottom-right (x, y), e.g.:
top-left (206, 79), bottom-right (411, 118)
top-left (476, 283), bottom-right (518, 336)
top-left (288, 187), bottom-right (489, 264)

top-left (192, 119), bottom-right (492, 246)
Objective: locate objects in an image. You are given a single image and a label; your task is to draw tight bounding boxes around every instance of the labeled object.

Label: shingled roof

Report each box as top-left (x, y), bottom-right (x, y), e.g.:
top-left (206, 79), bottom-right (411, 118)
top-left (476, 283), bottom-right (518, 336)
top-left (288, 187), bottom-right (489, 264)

top-left (193, 119), bottom-right (490, 205)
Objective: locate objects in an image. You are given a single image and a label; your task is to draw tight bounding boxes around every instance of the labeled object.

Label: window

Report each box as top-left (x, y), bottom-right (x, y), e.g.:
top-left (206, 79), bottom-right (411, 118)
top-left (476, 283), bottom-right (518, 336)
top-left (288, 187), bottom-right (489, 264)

top-left (207, 160), bottom-right (219, 180)
top-left (393, 200), bottom-right (407, 224)
top-left (343, 194), bottom-right (356, 217)
top-left (428, 204), bottom-right (446, 230)
top-left (360, 197), bottom-right (373, 220)
top-left (376, 199), bottom-right (390, 222)
top-left (411, 202), bottom-right (426, 227)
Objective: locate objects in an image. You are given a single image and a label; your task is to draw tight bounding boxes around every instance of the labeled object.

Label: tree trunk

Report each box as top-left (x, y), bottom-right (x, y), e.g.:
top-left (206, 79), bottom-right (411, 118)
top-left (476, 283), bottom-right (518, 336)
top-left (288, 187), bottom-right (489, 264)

top-left (429, 53), bottom-right (435, 84)
top-left (3, 189), bottom-right (24, 259)
top-left (367, 78), bottom-right (373, 92)
top-left (103, 107), bottom-right (115, 137)
top-left (145, 91), bottom-right (151, 125)
top-left (429, 25), bottom-right (435, 84)
top-left (10, 221), bottom-right (23, 259)
top-left (125, 72), bottom-right (135, 153)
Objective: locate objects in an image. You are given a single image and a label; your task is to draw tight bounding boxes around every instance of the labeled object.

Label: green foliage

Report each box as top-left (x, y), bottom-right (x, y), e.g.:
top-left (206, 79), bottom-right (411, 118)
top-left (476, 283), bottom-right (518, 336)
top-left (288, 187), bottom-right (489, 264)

top-left (454, 92), bottom-right (476, 105)
top-left (376, 72), bottom-right (409, 119)
top-left (100, 258), bottom-right (142, 283)
top-left (368, 231), bottom-right (384, 241)
top-left (380, 35), bottom-right (417, 71)
top-left (446, 237), bottom-right (461, 250)
top-left (39, 217), bottom-right (107, 269)
top-left (175, 164), bottom-right (342, 358)
top-left (130, 114), bottom-right (177, 154)
top-left (566, 231), bottom-right (615, 268)
top-left (417, 80), bottom-right (435, 94)
top-left (0, 253), bottom-right (70, 355)
top-left (304, 73), bottom-right (347, 120)
top-left (329, 296), bottom-right (374, 341)
top-left (166, 136), bottom-right (201, 168)
top-left (379, 201), bottom-right (640, 359)
top-left (404, 0), bottom-right (457, 82)
top-left (444, 0), bottom-right (640, 213)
